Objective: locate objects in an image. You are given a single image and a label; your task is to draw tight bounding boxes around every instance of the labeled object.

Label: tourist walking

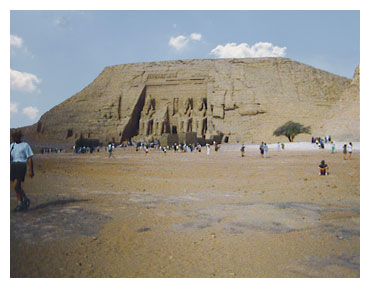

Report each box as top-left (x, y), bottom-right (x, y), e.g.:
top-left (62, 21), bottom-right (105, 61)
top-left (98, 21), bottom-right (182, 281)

top-left (214, 142), bottom-right (219, 152)
top-left (240, 144), bottom-right (246, 157)
top-left (10, 130), bottom-right (34, 212)
top-left (343, 143), bottom-right (348, 160)
top-left (206, 144), bottom-right (210, 155)
top-left (108, 143), bottom-right (113, 158)
top-left (331, 141), bottom-right (335, 153)
top-left (348, 142), bottom-right (353, 159)
top-left (259, 142), bottom-right (264, 157)
top-left (277, 142), bottom-right (281, 152)
top-left (320, 139), bottom-right (325, 149)
top-left (263, 143), bottom-right (268, 158)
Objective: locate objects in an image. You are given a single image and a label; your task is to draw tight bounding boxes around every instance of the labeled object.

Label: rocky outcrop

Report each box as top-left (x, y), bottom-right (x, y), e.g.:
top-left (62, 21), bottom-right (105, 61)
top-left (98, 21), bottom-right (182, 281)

top-left (321, 65), bottom-right (360, 141)
top-left (17, 58), bottom-right (359, 146)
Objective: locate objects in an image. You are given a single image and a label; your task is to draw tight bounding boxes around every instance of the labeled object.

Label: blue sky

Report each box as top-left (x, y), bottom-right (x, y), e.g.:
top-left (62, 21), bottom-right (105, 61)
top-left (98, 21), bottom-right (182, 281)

top-left (10, 10), bottom-right (360, 128)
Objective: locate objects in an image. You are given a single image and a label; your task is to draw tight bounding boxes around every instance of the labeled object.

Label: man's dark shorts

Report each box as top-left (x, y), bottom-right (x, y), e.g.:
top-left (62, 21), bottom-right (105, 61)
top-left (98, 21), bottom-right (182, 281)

top-left (10, 162), bottom-right (27, 182)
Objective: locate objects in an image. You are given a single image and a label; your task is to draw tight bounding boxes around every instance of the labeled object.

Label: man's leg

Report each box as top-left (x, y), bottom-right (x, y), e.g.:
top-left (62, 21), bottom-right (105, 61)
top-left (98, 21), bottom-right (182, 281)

top-left (12, 179), bottom-right (26, 211)
top-left (13, 178), bottom-right (30, 209)
top-left (13, 179), bottom-right (25, 201)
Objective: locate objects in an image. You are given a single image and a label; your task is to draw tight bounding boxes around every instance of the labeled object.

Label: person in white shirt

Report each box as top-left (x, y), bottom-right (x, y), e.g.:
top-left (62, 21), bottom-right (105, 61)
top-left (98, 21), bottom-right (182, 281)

top-left (107, 143), bottom-right (113, 158)
top-left (10, 130), bottom-right (34, 212)
top-left (348, 142), bottom-right (353, 159)
top-left (263, 143), bottom-right (268, 158)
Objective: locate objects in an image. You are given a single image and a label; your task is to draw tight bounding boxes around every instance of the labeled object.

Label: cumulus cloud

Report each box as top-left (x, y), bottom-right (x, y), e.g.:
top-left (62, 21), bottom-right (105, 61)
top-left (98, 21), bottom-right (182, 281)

top-left (169, 32), bottom-right (203, 50)
top-left (169, 35), bottom-right (189, 50)
top-left (22, 106), bottom-right (39, 120)
top-left (190, 33), bottom-right (202, 41)
top-left (10, 68), bottom-right (41, 93)
top-left (10, 102), bottom-right (19, 113)
top-left (10, 34), bottom-right (23, 48)
top-left (210, 42), bottom-right (287, 58)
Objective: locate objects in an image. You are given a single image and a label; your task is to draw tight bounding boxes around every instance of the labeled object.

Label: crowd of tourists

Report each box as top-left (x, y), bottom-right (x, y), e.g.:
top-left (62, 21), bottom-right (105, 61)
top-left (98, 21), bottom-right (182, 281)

top-left (73, 145), bottom-right (101, 154)
top-left (132, 140), bottom-right (221, 155)
top-left (311, 135), bottom-right (333, 149)
top-left (40, 147), bottom-right (65, 153)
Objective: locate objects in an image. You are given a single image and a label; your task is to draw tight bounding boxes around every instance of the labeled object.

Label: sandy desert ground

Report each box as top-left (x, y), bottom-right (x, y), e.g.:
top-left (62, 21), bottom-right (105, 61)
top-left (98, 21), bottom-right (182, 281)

top-left (10, 143), bottom-right (360, 278)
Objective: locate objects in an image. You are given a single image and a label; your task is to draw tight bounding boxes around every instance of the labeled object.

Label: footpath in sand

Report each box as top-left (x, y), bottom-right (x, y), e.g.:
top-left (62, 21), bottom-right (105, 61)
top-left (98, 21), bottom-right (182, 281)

top-left (10, 143), bottom-right (360, 277)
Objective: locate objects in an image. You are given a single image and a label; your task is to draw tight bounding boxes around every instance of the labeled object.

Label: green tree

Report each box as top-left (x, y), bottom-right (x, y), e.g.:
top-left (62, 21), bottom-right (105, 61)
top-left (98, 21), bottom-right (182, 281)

top-left (273, 121), bottom-right (311, 142)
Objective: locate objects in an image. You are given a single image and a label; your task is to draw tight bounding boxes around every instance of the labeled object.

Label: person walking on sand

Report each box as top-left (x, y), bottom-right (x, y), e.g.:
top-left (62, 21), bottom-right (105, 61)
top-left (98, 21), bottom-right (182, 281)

top-left (10, 130), bottom-right (34, 212)
top-left (348, 142), bottom-right (353, 159)
top-left (263, 143), bottom-right (268, 158)
top-left (240, 144), bottom-right (246, 157)
top-left (320, 139), bottom-right (325, 149)
top-left (277, 142), bottom-right (281, 152)
top-left (331, 141), bottom-right (336, 153)
top-left (144, 143), bottom-right (149, 154)
top-left (343, 143), bottom-right (348, 160)
top-left (318, 160), bottom-right (329, 176)
top-left (108, 142), bottom-right (113, 158)
top-left (206, 143), bottom-right (210, 155)
top-left (259, 142), bottom-right (264, 157)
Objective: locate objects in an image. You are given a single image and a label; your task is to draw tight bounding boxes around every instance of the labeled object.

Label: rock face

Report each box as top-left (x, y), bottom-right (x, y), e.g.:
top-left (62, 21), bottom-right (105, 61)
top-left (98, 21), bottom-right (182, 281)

top-left (321, 65), bottom-right (360, 141)
top-left (19, 58), bottom-right (359, 146)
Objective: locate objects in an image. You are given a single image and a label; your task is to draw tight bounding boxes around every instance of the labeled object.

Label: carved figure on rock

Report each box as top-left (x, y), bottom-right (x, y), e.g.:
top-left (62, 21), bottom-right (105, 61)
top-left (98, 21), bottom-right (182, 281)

top-left (145, 96), bottom-right (156, 117)
top-left (183, 98), bottom-right (193, 116)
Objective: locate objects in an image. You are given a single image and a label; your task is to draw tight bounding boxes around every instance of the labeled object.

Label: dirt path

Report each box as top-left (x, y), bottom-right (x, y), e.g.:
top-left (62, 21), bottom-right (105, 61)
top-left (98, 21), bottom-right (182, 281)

top-left (10, 146), bottom-right (360, 277)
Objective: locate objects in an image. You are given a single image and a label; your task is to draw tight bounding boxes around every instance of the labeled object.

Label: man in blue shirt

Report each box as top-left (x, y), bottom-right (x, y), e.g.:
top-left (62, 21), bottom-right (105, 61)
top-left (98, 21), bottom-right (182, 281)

top-left (10, 130), bottom-right (34, 212)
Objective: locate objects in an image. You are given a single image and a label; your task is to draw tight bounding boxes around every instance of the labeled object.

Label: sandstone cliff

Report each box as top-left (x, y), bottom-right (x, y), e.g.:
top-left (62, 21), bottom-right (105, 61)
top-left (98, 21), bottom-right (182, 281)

top-left (17, 58), bottom-right (359, 146)
top-left (321, 65), bottom-right (360, 141)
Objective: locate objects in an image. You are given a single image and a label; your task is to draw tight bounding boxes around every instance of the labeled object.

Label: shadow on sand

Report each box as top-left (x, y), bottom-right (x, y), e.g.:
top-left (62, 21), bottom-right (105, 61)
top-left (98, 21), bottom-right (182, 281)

top-left (25, 198), bottom-right (90, 212)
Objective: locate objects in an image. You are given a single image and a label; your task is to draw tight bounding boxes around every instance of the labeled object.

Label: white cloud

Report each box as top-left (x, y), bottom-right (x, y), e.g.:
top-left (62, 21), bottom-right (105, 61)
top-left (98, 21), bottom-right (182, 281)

top-left (210, 42), bottom-right (287, 58)
top-left (22, 106), bottom-right (39, 120)
top-left (10, 68), bottom-right (41, 93)
top-left (190, 33), bottom-right (202, 41)
top-left (53, 16), bottom-right (69, 28)
top-left (169, 33), bottom-right (203, 50)
top-left (10, 102), bottom-right (19, 113)
top-left (10, 34), bottom-right (23, 48)
top-left (169, 35), bottom-right (189, 50)
top-left (10, 34), bottom-right (35, 58)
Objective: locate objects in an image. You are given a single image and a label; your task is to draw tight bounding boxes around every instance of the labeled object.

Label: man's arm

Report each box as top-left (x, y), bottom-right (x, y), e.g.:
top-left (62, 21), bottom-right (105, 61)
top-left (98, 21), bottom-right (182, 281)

top-left (27, 157), bottom-right (34, 178)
